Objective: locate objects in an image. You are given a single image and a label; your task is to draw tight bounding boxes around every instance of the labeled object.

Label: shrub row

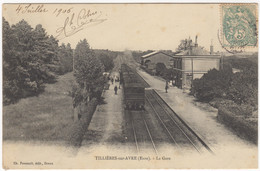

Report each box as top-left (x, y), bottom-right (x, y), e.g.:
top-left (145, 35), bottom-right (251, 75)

top-left (218, 104), bottom-right (257, 144)
top-left (68, 98), bottom-right (98, 147)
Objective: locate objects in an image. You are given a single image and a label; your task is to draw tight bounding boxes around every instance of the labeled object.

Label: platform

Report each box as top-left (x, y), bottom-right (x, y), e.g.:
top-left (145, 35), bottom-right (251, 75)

top-left (136, 68), bottom-right (257, 156)
top-left (81, 80), bottom-right (124, 146)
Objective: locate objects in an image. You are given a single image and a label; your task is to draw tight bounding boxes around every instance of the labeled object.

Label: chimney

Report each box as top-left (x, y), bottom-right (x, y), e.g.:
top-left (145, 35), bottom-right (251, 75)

top-left (188, 39), bottom-right (192, 55)
top-left (210, 39), bottom-right (214, 55)
top-left (195, 35), bottom-right (198, 47)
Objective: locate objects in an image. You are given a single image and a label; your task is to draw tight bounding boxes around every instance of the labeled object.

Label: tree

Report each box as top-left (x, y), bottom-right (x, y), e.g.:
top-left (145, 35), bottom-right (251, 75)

top-left (65, 43), bottom-right (73, 71)
top-left (156, 63), bottom-right (166, 76)
top-left (57, 43), bottom-right (73, 74)
top-left (73, 39), bottom-right (104, 105)
top-left (3, 18), bottom-right (62, 104)
top-left (227, 68), bottom-right (258, 108)
top-left (3, 19), bottom-right (37, 102)
top-left (3, 18), bottom-right (20, 104)
top-left (190, 67), bottom-right (233, 102)
top-left (29, 24), bottom-right (59, 82)
top-left (224, 54), bottom-right (258, 108)
top-left (176, 39), bottom-right (193, 52)
top-left (97, 53), bottom-right (114, 72)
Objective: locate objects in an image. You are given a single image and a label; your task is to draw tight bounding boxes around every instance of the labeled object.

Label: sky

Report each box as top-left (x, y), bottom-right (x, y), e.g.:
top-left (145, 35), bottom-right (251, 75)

top-left (2, 3), bottom-right (257, 52)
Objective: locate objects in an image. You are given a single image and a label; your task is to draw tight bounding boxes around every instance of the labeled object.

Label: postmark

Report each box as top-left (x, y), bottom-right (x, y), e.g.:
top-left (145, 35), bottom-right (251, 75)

top-left (220, 4), bottom-right (258, 51)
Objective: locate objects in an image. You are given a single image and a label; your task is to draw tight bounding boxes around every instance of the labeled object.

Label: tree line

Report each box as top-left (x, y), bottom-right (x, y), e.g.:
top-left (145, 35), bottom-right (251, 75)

top-left (3, 18), bottom-right (115, 105)
top-left (3, 18), bottom-right (74, 104)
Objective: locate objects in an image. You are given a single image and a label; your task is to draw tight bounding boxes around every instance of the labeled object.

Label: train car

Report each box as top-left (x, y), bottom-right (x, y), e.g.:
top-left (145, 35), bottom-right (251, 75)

top-left (121, 64), bottom-right (145, 110)
top-left (124, 82), bottom-right (145, 110)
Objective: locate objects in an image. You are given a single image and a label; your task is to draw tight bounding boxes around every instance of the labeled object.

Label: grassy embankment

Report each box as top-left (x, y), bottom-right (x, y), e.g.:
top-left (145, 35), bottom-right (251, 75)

top-left (3, 72), bottom-right (75, 143)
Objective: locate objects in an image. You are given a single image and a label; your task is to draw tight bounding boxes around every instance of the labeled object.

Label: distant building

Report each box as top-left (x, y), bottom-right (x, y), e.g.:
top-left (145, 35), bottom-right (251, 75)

top-left (141, 51), bottom-right (173, 72)
top-left (172, 36), bottom-right (221, 90)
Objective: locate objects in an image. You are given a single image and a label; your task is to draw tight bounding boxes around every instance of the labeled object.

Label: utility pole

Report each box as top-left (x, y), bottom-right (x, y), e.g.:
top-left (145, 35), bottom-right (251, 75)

top-left (191, 58), bottom-right (194, 81)
top-left (73, 51), bottom-right (75, 72)
top-left (221, 52), bottom-right (224, 70)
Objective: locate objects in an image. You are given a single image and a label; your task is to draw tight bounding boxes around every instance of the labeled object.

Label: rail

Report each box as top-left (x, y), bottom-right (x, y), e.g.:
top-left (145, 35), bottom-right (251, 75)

top-left (147, 90), bottom-right (201, 153)
top-left (152, 89), bottom-right (214, 154)
top-left (128, 110), bottom-right (158, 155)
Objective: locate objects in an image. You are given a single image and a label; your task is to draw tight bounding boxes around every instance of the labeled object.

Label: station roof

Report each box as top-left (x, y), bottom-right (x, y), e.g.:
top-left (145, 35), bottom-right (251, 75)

top-left (141, 51), bottom-right (173, 59)
top-left (175, 46), bottom-right (210, 56)
top-left (173, 47), bottom-right (221, 58)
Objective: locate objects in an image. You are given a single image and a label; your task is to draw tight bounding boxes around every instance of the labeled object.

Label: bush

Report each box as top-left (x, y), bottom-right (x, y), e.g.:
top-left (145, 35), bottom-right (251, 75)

top-left (216, 99), bottom-right (254, 116)
top-left (191, 68), bottom-right (233, 102)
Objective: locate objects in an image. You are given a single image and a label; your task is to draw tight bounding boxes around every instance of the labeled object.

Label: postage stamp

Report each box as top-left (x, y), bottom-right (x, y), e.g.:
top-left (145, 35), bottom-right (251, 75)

top-left (220, 4), bottom-right (258, 50)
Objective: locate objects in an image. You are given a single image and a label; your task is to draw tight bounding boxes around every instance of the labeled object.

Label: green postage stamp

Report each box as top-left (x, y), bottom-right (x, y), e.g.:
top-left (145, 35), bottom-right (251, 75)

top-left (221, 4), bottom-right (258, 50)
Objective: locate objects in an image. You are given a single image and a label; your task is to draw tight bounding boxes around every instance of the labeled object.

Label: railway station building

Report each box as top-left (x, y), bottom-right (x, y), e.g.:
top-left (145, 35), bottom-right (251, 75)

top-left (141, 51), bottom-right (173, 72)
top-left (171, 37), bottom-right (221, 90)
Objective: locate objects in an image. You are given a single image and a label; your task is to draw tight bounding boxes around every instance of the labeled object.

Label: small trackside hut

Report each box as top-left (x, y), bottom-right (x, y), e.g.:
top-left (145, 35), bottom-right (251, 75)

top-left (120, 64), bottom-right (145, 110)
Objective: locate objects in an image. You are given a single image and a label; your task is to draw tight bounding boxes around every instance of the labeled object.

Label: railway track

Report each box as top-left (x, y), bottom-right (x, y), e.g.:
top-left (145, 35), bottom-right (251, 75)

top-left (118, 58), bottom-right (150, 88)
top-left (145, 89), bottom-right (213, 154)
top-left (126, 110), bottom-right (158, 155)
top-left (120, 52), bottom-right (212, 154)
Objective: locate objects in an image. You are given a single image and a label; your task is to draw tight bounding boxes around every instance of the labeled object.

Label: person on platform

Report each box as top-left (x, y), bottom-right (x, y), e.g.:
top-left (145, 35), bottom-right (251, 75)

top-left (114, 85), bottom-right (118, 95)
top-left (111, 78), bottom-right (114, 84)
top-left (165, 82), bottom-right (169, 93)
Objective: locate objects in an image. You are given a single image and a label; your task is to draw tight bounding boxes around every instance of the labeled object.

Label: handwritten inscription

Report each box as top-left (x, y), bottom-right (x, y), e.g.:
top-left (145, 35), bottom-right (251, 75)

top-left (14, 4), bottom-right (107, 40)
top-left (55, 9), bottom-right (107, 40)
top-left (16, 4), bottom-right (48, 14)
top-left (53, 7), bottom-right (73, 17)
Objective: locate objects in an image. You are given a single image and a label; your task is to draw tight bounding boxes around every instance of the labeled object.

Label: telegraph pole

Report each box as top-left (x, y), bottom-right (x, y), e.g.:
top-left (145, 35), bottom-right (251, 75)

top-left (73, 51), bottom-right (75, 72)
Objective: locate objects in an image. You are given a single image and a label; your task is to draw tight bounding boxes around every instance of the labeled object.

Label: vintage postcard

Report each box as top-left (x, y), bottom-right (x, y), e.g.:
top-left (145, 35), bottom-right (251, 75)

top-left (2, 3), bottom-right (258, 169)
